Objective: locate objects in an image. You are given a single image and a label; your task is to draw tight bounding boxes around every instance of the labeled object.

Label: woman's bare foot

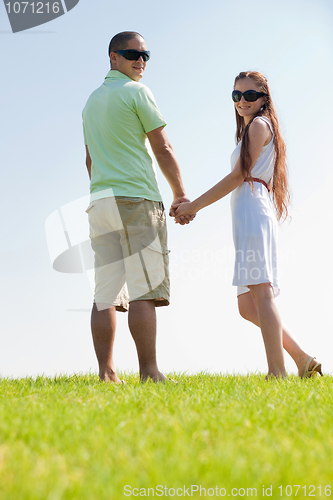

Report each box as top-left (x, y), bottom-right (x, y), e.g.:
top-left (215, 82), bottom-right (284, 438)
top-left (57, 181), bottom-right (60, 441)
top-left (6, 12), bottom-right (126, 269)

top-left (265, 371), bottom-right (288, 380)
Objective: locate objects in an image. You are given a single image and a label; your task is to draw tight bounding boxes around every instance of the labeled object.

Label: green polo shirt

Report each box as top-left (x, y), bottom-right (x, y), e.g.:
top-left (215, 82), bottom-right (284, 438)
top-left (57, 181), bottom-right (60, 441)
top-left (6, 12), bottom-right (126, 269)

top-left (82, 70), bottom-right (166, 202)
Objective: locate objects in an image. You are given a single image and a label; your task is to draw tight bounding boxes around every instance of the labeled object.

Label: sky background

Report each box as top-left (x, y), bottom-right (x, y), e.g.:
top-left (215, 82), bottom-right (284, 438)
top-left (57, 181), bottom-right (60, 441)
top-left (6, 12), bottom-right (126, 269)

top-left (1, 0), bottom-right (332, 378)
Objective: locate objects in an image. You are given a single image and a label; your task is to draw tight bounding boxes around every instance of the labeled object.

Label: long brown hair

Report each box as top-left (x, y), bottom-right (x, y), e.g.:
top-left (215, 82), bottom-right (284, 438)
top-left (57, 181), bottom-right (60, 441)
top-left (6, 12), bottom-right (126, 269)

top-left (234, 71), bottom-right (290, 221)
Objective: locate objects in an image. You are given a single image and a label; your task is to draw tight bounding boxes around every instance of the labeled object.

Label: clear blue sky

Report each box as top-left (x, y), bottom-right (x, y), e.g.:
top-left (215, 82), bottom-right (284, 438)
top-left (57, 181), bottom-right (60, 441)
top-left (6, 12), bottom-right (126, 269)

top-left (1, 0), bottom-right (332, 377)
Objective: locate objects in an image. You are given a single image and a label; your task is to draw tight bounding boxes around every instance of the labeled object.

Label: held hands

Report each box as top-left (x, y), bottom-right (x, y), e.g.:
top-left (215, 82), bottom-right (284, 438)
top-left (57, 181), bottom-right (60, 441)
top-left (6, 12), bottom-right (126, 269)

top-left (169, 197), bottom-right (197, 225)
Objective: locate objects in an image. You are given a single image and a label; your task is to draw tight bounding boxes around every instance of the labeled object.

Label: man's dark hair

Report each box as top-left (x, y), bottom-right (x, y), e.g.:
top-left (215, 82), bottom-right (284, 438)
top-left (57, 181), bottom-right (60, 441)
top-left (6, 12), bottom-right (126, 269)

top-left (108, 31), bottom-right (144, 57)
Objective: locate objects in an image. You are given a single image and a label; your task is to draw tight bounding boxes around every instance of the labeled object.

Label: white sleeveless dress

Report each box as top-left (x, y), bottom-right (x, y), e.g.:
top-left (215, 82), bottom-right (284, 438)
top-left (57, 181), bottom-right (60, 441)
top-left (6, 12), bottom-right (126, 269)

top-left (230, 116), bottom-right (280, 297)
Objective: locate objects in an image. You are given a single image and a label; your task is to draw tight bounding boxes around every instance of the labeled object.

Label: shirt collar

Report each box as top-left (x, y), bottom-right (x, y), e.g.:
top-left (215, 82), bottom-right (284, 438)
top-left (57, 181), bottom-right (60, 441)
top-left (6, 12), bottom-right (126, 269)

top-left (105, 70), bottom-right (133, 82)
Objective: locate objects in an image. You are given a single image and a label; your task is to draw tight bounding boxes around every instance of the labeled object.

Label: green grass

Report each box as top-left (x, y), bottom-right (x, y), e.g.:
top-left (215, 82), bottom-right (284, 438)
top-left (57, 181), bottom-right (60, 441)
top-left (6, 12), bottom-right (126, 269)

top-left (0, 373), bottom-right (332, 499)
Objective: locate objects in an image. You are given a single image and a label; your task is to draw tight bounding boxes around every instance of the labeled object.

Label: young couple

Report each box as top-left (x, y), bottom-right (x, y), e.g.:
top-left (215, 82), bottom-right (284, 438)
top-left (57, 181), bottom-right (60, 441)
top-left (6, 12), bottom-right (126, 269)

top-left (83, 31), bottom-right (322, 382)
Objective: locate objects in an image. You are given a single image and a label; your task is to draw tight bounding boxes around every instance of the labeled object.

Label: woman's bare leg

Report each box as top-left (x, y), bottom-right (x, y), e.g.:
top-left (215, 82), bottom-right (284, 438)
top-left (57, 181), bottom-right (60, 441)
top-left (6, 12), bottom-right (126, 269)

top-left (238, 290), bottom-right (318, 376)
top-left (247, 283), bottom-right (286, 378)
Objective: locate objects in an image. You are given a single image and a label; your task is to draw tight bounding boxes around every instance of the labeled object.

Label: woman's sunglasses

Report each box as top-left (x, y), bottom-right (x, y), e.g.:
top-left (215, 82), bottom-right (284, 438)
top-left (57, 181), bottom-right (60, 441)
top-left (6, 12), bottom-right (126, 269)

top-left (114, 50), bottom-right (150, 62)
top-left (232, 90), bottom-right (267, 102)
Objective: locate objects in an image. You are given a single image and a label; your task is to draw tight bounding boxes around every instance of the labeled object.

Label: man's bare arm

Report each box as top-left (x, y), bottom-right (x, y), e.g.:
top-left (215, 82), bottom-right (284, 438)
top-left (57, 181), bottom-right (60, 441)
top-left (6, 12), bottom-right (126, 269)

top-left (85, 145), bottom-right (91, 180)
top-left (147, 127), bottom-right (186, 198)
top-left (146, 126), bottom-right (194, 225)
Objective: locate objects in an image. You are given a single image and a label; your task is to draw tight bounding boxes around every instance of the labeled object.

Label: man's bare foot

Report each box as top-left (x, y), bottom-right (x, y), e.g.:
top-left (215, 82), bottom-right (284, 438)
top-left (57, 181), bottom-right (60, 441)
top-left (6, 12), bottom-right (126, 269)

top-left (140, 370), bottom-right (173, 383)
top-left (99, 368), bottom-right (124, 384)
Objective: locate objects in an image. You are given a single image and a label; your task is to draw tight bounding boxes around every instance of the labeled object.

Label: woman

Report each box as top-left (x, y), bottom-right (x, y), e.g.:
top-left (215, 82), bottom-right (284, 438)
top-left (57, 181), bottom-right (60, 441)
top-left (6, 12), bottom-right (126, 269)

top-left (173, 71), bottom-right (322, 379)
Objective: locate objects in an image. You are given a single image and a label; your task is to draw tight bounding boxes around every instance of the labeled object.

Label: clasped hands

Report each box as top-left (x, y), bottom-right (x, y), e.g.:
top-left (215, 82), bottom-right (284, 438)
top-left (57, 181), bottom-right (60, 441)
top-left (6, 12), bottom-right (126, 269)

top-left (169, 196), bottom-right (197, 225)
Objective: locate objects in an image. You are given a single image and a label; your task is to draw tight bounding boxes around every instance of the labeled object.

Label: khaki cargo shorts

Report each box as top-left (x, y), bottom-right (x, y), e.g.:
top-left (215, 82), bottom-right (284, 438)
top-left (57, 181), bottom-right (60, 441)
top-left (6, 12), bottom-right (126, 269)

top-left (86, 196), bottom-right (170, 312)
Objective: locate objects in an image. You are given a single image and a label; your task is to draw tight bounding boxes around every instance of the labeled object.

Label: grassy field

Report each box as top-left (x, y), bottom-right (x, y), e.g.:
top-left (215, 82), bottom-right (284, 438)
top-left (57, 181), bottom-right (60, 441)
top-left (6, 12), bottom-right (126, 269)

top-left (0, 373), bottom-right (332, 499)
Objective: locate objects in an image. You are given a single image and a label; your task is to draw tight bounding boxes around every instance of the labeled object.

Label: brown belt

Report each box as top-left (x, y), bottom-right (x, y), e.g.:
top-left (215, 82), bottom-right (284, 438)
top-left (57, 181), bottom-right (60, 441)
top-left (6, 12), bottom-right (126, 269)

top-left (244, 177), bottom-right (269, 190)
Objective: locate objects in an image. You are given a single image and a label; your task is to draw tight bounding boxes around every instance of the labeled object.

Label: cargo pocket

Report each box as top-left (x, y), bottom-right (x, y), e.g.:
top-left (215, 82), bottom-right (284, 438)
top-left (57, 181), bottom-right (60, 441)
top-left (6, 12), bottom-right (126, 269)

top-left (85, 201), bottom-right (97, 213)
top-left (142, 236), bottom-right (169, 255)
top-left (141, 235), bottom-right (169, 290)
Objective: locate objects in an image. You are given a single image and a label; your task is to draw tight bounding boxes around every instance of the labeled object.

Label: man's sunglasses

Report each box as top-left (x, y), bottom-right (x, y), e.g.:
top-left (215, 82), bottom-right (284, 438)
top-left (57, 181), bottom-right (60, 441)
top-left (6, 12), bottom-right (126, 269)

top-left (232, 90), bottom-right (267, 102)
top-left (114, 50), bottom-right (150, 62)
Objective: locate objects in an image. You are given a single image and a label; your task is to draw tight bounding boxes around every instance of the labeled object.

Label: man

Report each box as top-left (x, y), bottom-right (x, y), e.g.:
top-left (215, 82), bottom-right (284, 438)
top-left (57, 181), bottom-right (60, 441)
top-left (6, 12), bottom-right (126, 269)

top-left (82, 31), bottom-right (193, 383)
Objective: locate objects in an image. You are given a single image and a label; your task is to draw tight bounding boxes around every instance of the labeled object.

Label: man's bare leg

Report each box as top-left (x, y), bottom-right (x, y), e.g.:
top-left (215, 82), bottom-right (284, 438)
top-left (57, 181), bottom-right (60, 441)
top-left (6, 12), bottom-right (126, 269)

top-left (238, 291), bottom-right (319, 376)
top-left (91, 303), bottom-right (122, 383)
top-left (128, 300), bottom-right (166, 382)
